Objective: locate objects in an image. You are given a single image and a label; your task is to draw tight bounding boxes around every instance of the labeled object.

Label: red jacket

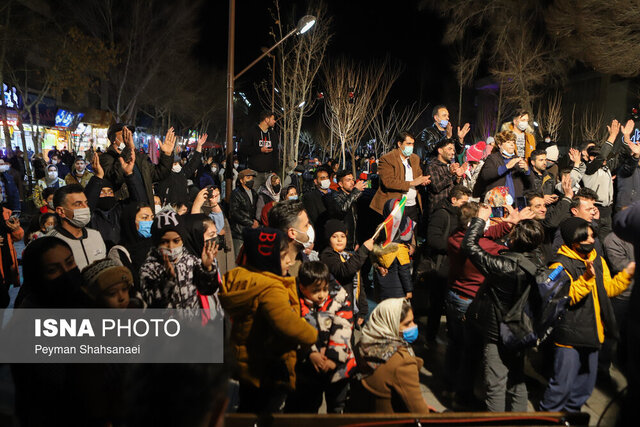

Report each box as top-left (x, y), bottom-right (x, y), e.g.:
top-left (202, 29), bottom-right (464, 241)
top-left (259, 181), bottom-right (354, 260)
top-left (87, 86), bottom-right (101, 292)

top-left (447, 221), bottom-right (511, 298)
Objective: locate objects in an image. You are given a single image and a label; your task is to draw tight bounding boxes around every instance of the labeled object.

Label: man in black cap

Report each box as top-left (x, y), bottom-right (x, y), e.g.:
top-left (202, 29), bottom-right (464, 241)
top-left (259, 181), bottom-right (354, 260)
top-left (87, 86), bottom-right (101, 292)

top-left (229, 168), bottom-right (259, 257)
top-left (100, 123), bottom-right (174, 206)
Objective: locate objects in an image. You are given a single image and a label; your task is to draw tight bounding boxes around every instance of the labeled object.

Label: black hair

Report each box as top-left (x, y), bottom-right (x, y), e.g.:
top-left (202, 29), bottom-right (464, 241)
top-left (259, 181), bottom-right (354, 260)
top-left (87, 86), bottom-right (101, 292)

top-left (107, 123), bottom-right (135, 144)
top-left (400, 298), bottom-right (413, 323)
top-left (336, 169), bottom-right (353, 182)
top-left (570, 188), bottom-right (599, 210)
top-left (268, 200), bottom-right (306, 235)
top-left (74, 156), bottom-right (85, 163)
top-left (512, 109), bottom-right (530, 120)
top-left (529, 149), bottom-right (547, 162)
top-left (436, 137), bottom-right (456, 151)
top-left (450, 185), bottom-right (471, 201)
top-left (508, 219), bottom-right (545, 253)
top-left (298, 261), bottom-right (330, 288)
top-left (579, 141), bottom-right (596, 152)
top-left (568, 222), bottom-right (594, 246)
top-left (38, 212), bottom-right (58, 229)
top-left (394, 131), bottom-right (415, 148)
top-left (458, 201), bottom-right (479, 232)
top-left (284, 185), bottom-right (297, 197)
top-left (523, 190), bottom-right (544, 204)
top-left (258, 110), bottom-right (275, 123)
top-left (53, 184), bottom-right (85, 208)
top-left (42, 187), bottom-right (57, 201)
top-left (587, 145), bottom-right (600, 158)
top-left (432, 104), bottom-right (447, 119)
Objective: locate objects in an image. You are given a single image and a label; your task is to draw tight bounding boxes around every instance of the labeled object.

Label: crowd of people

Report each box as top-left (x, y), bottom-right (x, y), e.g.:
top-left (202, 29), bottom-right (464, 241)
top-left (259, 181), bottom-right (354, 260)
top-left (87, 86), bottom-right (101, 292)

top-left (1, 104), bottom-right (640, 425)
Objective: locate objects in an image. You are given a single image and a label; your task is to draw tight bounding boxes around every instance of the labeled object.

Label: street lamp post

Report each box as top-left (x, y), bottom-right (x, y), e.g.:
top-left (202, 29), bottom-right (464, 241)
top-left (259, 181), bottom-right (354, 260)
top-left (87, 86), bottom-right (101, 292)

top-left (224, 0), bottom-right (315, 200)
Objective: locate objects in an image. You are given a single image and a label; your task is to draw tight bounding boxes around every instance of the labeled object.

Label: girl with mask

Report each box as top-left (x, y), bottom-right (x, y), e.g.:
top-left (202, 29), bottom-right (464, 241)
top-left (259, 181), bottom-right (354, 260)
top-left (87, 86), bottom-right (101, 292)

top-left (255, 173), bottom-right (281, 225)
top-left (474, 130), bottom-right (533, 202)
top-left (113, 202), bottom-right (155, 288)
top-left (349, 298), bottom-right (431, 413)
top-left (33, 164), bottom-right (66, 209)
top-left (139, 211), bottom-right (220, 308)
top-left (540, 217), bottom-right (634, 413)
top-left (25, 212), bottom-right (58, 245)
top-left (259, 185), bottom-right (298, 227)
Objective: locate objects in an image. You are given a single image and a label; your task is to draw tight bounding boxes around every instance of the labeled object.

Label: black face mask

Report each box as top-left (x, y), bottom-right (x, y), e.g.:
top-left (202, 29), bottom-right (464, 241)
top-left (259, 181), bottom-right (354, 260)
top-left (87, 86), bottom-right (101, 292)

top-left (273, 184), bottom-right (281, 194)
top-left (577, 243), bottom-right (595, 255)
top-left (41, 267), bottom-right (85, 306)
top-left (97, 196), bottom-right (117, 211)
top-left (244, 179), bottom-right (255, 189)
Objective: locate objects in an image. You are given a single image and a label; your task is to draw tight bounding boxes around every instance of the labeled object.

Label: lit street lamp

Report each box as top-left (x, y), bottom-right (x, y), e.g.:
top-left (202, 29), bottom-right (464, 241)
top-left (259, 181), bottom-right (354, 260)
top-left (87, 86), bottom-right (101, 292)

top-left (224, 3), bottom-right (316, 200)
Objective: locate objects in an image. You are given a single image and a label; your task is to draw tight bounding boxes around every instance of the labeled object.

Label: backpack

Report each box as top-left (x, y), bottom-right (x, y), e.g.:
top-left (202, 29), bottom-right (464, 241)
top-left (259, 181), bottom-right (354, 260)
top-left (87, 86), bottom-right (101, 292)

top-left (491, 252), bottom-right (572, 350)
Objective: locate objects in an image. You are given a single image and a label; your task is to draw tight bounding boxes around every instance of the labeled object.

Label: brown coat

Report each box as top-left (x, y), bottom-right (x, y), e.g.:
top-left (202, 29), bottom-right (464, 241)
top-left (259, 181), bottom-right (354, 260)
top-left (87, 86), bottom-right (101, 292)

top-left (219, 267), bottom-right (317, 390)
top-left (370, 149), bottom-right (423, 215)
top-left (354, 346), bottom-right (430, 413)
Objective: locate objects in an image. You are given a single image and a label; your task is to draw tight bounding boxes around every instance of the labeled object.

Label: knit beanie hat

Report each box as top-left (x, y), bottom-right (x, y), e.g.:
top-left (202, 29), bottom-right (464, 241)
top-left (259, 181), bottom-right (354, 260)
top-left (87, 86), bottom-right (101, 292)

top-left (151, 211), bottom-right (186, 245)
top-left (324, 219), bottom-right (347, 241)
top-left (242, 227), bottom-right (286, 276)
top-left (560, 217), bottom-right (590, 246)
top-left (545, 144), bottom-right (559, 162)
top-left (466, 141), bottom-right (487, 162)
top-left (81, 259), bottom-right (133, 297)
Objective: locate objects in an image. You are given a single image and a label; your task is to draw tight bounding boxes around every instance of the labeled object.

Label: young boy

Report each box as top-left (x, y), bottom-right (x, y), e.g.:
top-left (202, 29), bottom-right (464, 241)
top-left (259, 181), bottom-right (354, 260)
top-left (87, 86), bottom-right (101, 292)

top-left (319, 219), bottom-right (374, 326)
top-left (220, 227), bottom-right (317, 414)
top-left (81, 258), bottom-right (139, 308)
top-left (288, 261), bottom-right (355, 413)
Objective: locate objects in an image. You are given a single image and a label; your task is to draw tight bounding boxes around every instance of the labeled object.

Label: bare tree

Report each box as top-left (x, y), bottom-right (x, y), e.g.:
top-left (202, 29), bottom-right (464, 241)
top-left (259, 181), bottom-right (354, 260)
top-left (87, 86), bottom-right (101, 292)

top-left (257, 0), bottom-right (331, 178)
top-left (370, 102), bottom-right (428, 157)
top-left (313, 121), bottom-right (340, 160)
top-left (453, 36), bottom-right (485, 127)
top-left (581, 105), bottom-right (608, 143)
top-left (538, 92), bottom-right (563, 141)
top-left (323, 57), bottom-right (402, 176)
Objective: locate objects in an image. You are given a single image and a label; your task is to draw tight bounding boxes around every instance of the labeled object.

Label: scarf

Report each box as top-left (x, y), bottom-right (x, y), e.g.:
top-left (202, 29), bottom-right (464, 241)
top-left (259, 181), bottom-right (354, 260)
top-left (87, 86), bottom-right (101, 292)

top-left (358, 298), bottom-right (414, 373)
top-left (264, 173), bottom-right (281, 203)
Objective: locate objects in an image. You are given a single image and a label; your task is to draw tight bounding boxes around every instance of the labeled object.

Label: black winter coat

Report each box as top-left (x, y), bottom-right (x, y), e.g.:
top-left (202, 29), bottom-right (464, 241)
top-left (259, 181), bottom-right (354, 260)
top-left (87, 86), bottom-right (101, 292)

top-left (462, 217), bottom-right (543, 342)
top-left (326, 188), bottom-right (362, 251)
top-left (320, 245), bottom-right (370, 320)
top-left (229, 186), bottom-right (258, 239)
top-left (426, 199), bottom-right (460, 278)
top-left (156, 152), bottom-right (202, 206)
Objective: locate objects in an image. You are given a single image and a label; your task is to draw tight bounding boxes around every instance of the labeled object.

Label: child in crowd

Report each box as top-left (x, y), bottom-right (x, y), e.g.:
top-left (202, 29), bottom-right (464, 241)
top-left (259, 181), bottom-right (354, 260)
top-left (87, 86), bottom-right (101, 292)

top-left (371, 199), bottom-right (415, 301)
top-left (287, 261), bottom-right (355, 413)
top-left (81, 258), bottom-right (142, 308)
top-left (25, 212), bottom-right (57, 245)
top-left (139, 211), bottom-right (220, 308)
top-left (320, 219), bottom-right (374, 326)
top-left (219, 227), bottom-right (317, 414)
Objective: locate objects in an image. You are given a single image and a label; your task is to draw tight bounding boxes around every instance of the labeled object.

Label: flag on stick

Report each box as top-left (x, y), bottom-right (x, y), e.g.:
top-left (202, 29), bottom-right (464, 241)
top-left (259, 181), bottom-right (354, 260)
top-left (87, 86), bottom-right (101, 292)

top-left (372, 196), bottom-right (407, 248)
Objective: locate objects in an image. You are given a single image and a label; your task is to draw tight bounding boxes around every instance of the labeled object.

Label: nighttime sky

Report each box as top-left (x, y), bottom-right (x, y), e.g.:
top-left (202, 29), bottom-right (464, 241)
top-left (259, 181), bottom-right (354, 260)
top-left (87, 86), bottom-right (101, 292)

top-left (197, 0), bottom-right (455, 114)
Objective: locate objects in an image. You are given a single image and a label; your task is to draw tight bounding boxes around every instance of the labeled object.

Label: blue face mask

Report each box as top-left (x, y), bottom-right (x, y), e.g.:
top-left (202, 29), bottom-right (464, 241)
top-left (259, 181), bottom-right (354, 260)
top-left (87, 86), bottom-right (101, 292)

top-left (402, 325), bottom-right (419, 343)
top-left (402, 145), bottom-right (413, 157)
top-left (439, 119), bottom-right (449, 128)
top-left (138, 220), bottom-right (153, 238)
top-left (288, 195), bottom-right (299, 201)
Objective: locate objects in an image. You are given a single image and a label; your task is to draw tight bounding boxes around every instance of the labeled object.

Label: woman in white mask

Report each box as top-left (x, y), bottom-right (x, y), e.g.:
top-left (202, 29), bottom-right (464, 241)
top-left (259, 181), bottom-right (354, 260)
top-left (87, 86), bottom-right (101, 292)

top-left (474, 130), bottom-right (532, 204)
top-left (33, 165), bottom-right (67, 209)
top-left (500, 109), bottom-right (536, 159)
top-left (139, 210), bottom-right (221, 309)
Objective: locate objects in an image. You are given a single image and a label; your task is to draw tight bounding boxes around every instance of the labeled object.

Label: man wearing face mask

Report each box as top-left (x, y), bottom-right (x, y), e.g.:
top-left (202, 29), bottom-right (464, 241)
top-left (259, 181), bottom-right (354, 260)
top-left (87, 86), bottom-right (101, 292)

top-left (268, 200), bottom-right (316, 277)
top-left (326, 170), bottom-right (366, 252)
top-left (100, 123), bottom-right (174, 206)
top-left (420, 105), bottom-right (470, 161)
top-left (156, 134), bottom-right (206, 206)
top-left (370, 132), bottom-right (431, 224)
top-left (302, 167), bottom-right (333, 251)
top-left (500, 109), bottom-right (536, 159)
top-left (64, 157), bottom-right (94, 188)
top-left (84, 151), bottom-right (146, 249)
top-left (48, 184), bottom-right (106, 270)
top-left (229, 169), bottom-right (259, 258)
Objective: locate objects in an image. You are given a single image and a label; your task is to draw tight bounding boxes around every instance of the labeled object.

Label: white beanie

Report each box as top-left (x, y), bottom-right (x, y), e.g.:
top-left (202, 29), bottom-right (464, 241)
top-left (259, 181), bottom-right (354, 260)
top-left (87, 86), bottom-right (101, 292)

top-left (545, 144), bottom-right (559, 162)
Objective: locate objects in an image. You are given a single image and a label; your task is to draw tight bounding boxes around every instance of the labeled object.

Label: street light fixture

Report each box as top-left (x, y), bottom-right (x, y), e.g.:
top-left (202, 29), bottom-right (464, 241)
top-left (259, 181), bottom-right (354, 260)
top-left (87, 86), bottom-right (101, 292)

top-left (225, 0), bottom-right (316, 200)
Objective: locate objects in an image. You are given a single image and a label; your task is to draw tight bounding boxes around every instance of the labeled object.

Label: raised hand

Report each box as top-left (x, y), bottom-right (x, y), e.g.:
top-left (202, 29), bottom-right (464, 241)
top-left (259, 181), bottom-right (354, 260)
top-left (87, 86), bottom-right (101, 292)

top-left (568, 148), bottom-right (581, 166)
top-left (118, 144), bottom-right (136, 176)
top-left (122, 125), bottom-right (135, 150)
top-left (626, 137), bottom-right (640, 158)
top-left (201, 239), bottom-right (218, 271)
top-left (160, 127), bottom-right (176, 156)
top-left (621, 119), bottom-right (635, 137)
top-left (196, 133), bottom-right (208, 152)
top-left (607, 119), bottom-right (621, 141)
top-left (518, 207), bottom-right (536, 220)
top-left (446, 122), bottom-right (453, 138)
top-left (354, 180), bottom-right (366, 192)
top-left (457, 123), bottom-right (471, 141)
top-left (561, 173), bottom-right (574, 198)
top-left (92, 152), bottom-right (104, 179)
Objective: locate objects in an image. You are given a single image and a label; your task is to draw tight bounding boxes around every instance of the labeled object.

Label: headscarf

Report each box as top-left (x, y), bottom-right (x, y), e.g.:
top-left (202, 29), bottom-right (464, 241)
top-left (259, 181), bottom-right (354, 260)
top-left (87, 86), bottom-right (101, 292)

top-left (120, 202), bottom-right (151, 246)
top-left (358, 298), bottom-right (414, 372)
top-left (182, 214), bottom-right (211, 257)
top-left (263, 172), bottom-right (281, 203)
top-left (45, 164), bottom-right (58, 184)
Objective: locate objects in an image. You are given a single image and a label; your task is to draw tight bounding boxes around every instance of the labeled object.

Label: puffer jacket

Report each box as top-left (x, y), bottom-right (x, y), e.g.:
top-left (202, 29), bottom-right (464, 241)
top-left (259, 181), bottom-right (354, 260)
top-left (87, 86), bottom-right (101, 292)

top-left (228, 186), bottom-right (258, 239)
top-left (219, 267), bottom-right (317, 389)
top-left (461, 217), bottom-right (543, 342)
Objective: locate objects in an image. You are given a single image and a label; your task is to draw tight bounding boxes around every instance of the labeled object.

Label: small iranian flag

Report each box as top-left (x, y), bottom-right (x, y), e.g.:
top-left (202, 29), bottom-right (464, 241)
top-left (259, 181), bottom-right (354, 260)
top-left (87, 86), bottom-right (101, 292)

top-left (374, 196), bottom-right (407, 248)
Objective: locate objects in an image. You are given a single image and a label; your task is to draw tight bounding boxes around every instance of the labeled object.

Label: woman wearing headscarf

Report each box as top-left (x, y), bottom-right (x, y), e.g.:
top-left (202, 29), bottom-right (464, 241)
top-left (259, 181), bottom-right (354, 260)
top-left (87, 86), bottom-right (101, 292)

top-left (349, 298), bottom-right (430, 413)
top-left (33, 164), bottom-right (66, 208)
top-left (255, 172), bottom-right (281, 224)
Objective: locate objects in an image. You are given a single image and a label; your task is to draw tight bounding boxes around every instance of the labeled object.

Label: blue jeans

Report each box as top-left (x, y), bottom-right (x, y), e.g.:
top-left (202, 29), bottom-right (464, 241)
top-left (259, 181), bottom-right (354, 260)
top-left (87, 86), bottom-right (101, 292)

top-left (445, 290), bottom-right (476, 395)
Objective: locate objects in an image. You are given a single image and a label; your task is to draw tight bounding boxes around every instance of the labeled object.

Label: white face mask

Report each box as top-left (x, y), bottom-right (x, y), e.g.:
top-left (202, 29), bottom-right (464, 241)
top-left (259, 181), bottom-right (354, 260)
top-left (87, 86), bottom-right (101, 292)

top-left (211, 168), bottom-right (218, 173)
top-left (117, 139), bottom-right (126, 152)
top-left (47, 171), bottom-right (58, 180)
top-left (293, 225), bottom-right (315, 249)
top-left (319, 179), bottom-right (331, 190)
top-left (154, 205), bottom-right (162, 214)
top-left (172, 164), bottom-right (182, 173)
top-left (233, 163), bottom-right (239, 169)
top-left (160, 246), bottom-right (183, 262)
top-left (66, 207), bottom-right (91, 228)
top-left (517, 121), bottom-right (528, 131)
top-left (0, 165), bottom-right (10, 173)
